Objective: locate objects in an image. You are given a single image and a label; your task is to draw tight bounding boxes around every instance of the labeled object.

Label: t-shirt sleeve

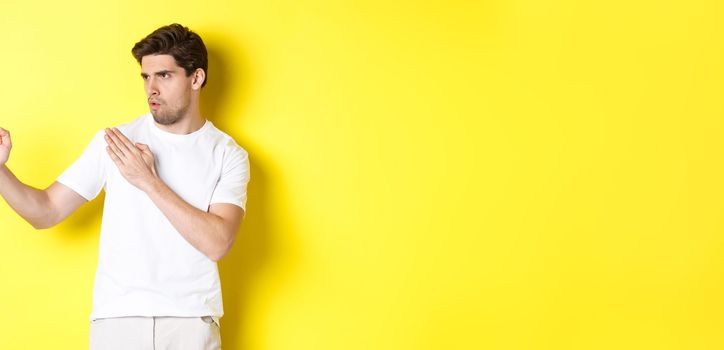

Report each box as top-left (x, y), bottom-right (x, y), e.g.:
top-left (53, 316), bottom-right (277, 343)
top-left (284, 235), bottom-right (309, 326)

top-left (209, 144), bottom-right (250, 211)
top-left (56, 130), bottom-right (107, 201)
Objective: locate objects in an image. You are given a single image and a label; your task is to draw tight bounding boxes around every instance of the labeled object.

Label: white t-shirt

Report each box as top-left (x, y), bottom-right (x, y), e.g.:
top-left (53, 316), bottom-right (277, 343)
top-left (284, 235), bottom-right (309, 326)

top-left (57, 113), bottom-right (250, 326)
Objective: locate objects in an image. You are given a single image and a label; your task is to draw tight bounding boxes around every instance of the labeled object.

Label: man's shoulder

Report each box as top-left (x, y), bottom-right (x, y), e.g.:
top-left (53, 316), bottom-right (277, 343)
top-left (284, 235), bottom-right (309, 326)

top-left (205, 122), bottom-right (247, 154)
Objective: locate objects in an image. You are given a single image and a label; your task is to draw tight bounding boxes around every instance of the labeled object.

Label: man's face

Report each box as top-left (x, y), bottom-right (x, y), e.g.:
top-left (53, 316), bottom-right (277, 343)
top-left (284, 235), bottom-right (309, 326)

top-left (141, 54), bottom-right (193, 125)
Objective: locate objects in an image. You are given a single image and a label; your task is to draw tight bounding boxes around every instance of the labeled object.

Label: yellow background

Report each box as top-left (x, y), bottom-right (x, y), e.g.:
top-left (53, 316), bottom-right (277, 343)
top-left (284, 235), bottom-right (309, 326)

top-left (0, 0), bottom-right (722, 349)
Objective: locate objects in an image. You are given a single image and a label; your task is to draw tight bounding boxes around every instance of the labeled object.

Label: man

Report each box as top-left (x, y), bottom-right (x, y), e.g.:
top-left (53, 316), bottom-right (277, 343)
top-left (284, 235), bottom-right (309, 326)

top-left (0, 23), bottom-right (249, 349)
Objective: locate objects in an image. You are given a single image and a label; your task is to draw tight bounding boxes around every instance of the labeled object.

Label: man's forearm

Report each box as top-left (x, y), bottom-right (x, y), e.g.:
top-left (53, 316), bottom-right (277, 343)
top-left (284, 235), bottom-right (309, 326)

top-left (0, 165), bottom-right (53, 228)
top-left (143, 177), bottom-right (231, 261)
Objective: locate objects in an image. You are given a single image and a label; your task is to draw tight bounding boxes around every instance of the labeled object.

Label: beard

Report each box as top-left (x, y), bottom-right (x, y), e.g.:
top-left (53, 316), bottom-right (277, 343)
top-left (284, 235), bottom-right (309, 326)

top-left (151, 101), bottom-right (189, 126)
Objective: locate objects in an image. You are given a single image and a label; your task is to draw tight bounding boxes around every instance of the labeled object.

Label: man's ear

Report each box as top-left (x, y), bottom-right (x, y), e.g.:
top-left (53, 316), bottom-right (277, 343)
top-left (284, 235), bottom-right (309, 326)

top-left (191, 68), bottom-right (206, 90)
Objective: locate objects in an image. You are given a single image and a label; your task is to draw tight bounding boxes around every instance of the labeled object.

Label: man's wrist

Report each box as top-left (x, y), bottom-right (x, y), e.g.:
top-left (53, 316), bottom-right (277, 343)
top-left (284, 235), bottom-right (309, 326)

top-left (143, 176), bottom-right (165, 197)
top-left (0, 164), bottom-right (10, 179)
top-left (0, 164), bottom-right (6, 186)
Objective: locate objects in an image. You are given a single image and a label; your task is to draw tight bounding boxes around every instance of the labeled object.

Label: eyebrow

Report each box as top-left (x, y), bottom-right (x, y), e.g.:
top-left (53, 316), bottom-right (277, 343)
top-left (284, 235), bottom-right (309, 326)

top-left (140, 70), bottom-right (174, 78)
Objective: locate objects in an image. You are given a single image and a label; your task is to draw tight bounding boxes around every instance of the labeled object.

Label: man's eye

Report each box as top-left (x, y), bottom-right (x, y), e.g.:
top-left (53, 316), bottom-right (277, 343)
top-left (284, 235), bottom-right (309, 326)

top-left (162, 73), bottom-right (169, 78)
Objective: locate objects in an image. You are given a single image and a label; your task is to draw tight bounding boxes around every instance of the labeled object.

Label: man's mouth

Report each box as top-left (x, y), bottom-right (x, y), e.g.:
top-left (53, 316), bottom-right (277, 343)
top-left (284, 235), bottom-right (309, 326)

top-left (149, 101), bottom-right (161, 109)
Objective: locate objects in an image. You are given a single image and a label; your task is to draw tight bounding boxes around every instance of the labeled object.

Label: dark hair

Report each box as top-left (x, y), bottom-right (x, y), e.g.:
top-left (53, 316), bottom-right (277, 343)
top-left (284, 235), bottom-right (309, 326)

top-left (132, 23), bottom-right (208, 87)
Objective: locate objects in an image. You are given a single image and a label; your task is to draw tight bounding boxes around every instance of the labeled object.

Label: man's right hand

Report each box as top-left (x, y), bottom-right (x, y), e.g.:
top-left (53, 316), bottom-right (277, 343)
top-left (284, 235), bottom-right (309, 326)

top-left (0, 127), bottom-right (11, 166)
top-left (0, 127), bottom-right (88, 229)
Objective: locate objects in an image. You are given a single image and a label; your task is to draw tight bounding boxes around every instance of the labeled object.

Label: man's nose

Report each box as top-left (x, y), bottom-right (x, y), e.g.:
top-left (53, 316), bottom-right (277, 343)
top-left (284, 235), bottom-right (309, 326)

top-left (146, 78), bottom-right (159, 96)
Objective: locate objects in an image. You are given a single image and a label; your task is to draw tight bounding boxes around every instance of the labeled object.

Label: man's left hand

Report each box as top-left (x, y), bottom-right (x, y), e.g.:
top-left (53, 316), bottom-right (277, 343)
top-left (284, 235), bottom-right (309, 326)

top-left (104, 127), bottom-right (158, 193)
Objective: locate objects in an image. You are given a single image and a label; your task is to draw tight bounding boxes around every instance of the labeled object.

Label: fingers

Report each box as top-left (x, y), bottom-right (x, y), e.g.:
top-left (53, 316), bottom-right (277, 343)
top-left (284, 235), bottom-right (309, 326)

top-left (104, 128), bottom-right (126, 155)
top-left (0, 128), bottom-right (10, 145)
top-left (111, 128), bottom-right (137, 152)
top-left (105, 131), bottom-right (126, 160)
top-left (104, 128), bottom-right (135, 156)
top-left (106, 146), bottom-right (123, 165)
top-left (135, 143), bottom-right (155, 162)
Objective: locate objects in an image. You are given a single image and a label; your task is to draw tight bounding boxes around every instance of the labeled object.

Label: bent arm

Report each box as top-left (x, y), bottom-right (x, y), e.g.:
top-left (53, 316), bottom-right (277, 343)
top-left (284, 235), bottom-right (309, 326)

top-left (145, 177), bottom-right (243, 262)
top-left (0, 165), bottom-right (87, 229)
top-left (103, 127), bottom-right (245, 261)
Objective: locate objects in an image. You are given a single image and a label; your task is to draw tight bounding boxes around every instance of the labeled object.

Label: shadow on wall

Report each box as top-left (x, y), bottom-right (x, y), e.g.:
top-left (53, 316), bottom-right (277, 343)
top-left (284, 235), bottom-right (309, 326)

top-left (60, 192), bottom-right (105, 239)
top-left (201, 37), bottom-right (273, 350)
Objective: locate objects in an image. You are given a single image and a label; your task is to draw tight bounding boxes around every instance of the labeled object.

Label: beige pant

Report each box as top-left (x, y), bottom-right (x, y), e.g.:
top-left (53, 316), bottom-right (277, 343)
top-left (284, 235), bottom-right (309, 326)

top-left (89, 316), bottom-right (221, 350)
